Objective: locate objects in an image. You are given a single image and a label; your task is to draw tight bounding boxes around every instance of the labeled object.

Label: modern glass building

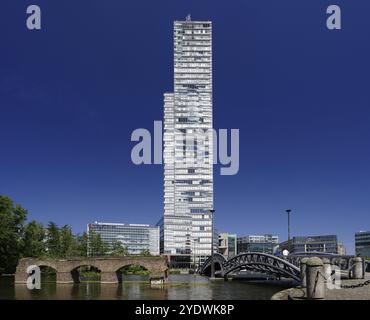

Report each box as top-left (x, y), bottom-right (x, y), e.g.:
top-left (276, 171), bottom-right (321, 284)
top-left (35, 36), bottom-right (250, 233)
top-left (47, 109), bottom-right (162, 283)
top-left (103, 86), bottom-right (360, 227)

top-left (87, 222), bottom-right (160, 256)
top-left (237, 234), bottom-right (279, 255)
top-left (279, 235), bottom-right (341, 255)
top-left (219, 233), bottom-right (237, 259)
top-left (355, 231), bottom-right (370, 257)
top-left (159, 15), bottom-right (214, 268)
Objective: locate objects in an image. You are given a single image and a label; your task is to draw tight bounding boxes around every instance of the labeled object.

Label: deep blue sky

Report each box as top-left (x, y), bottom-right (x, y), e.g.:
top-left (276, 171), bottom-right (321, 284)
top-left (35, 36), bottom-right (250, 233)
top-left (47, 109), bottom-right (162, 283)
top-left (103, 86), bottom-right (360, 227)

top-left (1, 1), bottom-right (370, 254)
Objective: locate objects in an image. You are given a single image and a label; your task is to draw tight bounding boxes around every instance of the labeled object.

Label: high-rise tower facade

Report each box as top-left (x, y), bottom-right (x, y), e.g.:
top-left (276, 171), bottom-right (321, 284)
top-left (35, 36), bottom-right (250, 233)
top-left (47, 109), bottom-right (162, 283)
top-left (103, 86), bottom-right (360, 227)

top-left (158, 16), bottom-right (214, 267)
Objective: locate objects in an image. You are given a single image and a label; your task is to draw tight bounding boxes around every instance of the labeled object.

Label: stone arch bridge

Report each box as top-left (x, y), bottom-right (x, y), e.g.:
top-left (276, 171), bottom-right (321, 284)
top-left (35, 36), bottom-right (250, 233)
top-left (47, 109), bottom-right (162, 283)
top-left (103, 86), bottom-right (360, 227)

top-left (15, 256), bottom-right (168, 284)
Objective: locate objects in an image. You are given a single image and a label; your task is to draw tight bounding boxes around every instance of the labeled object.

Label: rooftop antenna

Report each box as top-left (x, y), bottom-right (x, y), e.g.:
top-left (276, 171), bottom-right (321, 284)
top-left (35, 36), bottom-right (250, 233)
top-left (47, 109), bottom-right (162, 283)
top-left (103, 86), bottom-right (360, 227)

top-left (186, 14), bottom-right (191, 21)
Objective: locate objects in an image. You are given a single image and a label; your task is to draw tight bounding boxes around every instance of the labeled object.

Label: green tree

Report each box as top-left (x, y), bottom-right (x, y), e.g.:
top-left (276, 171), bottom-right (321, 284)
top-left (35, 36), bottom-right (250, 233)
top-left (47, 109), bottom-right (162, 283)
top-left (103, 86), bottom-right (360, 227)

top-left (122, 264), bottom-right (149, 275)
top-left (139, 249), bottom-right (151, 256)
top-left (21, 220), bottom-right (46, 258)
top-left (0, 195), bottom-right (27, 274)
top-left (46, 222), bottom-right (61, 257)
top-left (89, 232), bottom-right (108, 257)
top-left (60, 225), bottom-right (74, 257)
top-left (75, 232), bottom-right (88, 257)
top-left (110, 239), bottom-right (128, 257)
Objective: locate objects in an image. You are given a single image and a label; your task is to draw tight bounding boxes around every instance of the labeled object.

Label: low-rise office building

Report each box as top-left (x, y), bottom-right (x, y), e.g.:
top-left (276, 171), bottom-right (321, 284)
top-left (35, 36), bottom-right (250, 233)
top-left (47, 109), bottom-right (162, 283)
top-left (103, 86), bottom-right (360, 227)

top-left (355, 231), bottom-right (370, 257)
top-left (87, 222), bottom-right (160, 256)
top-left (237, 234), bottom-right (279, 255)
top-left (280, 235), bottom-right (343, 255)
top-left (218, 233), bottom-right (237, 259)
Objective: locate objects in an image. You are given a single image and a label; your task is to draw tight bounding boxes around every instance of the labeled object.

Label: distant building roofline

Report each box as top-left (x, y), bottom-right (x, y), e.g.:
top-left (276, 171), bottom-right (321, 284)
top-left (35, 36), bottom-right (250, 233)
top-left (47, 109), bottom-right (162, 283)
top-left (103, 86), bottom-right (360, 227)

top-left (174, 19), bottom-right (212, 24)
top-left (89, 222), bottom-right (158, 228)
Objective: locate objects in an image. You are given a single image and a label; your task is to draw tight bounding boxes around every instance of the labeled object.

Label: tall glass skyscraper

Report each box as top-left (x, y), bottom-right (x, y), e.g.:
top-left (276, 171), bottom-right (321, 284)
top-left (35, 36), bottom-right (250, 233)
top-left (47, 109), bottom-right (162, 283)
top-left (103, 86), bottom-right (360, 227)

top-left (159, 16), bottom-right (214, 267)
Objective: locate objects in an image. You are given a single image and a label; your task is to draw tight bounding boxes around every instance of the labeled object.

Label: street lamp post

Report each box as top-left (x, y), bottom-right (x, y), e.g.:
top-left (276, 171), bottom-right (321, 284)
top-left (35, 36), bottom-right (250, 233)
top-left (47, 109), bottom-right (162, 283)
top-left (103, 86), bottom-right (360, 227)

top-left (285, 209), bottom-right (292, 242)
top-left (209, 209), bottom-right (215, 278)
top-left (193, 238), bottom-right (199, 274)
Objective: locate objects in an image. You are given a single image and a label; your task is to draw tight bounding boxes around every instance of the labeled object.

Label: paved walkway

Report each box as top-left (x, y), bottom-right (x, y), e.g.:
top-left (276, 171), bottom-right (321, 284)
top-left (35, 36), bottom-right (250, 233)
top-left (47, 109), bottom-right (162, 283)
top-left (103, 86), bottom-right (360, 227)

top-left (325, 274), bottom-right (370, 300)
top-left (272, 274), bottom-right (370, 300)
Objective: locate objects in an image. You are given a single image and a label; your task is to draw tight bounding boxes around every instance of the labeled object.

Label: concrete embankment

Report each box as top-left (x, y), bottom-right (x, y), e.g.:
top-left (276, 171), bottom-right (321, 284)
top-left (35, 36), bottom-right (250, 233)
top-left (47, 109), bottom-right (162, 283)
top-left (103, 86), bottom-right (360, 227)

top-left (272, 274), bottom-right (370, 300)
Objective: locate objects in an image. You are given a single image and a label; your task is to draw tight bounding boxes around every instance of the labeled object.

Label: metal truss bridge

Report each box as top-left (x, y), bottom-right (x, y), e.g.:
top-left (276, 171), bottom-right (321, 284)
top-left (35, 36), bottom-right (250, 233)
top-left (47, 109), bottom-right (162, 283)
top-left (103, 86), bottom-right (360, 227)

top-left (199, 252), bottom-right (301, 281)
top-left (199, 252), bottom-right (369, 281)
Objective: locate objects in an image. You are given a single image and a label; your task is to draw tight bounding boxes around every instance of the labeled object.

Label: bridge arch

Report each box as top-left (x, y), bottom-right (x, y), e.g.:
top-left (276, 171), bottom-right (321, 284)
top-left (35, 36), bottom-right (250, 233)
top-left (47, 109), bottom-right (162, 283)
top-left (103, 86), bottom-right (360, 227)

top-left (115, 263), bottom-right (150, 282)
top-left (32, 260), bottom-right (58, 271)
top-left (199, 253), bottom-right (227, 277)
top-left (32, 263), bottom-right (57, 283)
top-left (69, 264), bottom-right (102, 283)
top-left (114, 262), bottom-right (153, 273)
top-left (15, 258), bottom-right (58, 283)
top-left (199, 252), bottom-right (301, 281)
top-left (223, 253), bottom-right (300, 281)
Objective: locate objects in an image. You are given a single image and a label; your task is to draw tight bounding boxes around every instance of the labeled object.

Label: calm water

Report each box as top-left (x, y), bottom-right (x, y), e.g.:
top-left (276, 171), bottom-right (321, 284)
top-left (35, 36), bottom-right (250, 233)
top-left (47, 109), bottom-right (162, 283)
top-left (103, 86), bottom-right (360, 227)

top-left (0, 275), bottom-right (291, 300)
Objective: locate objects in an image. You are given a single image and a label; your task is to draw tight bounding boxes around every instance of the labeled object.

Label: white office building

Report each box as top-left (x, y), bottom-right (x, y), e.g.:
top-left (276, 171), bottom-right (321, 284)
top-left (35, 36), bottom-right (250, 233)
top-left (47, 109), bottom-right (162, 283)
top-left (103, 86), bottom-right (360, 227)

top-left (158, 16), bottom-right (214, 267)
top-left (88, 222), bottom-right (160, 256)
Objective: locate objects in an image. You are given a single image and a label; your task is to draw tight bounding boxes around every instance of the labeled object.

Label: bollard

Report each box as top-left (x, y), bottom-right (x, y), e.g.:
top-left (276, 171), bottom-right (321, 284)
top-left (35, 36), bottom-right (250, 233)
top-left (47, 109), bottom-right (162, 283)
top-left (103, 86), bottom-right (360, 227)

top-left (306, 257), bottom-right (325, 300)
top-left (322, 258), bottom-right (332, 284)
top-left (300, 257), bottom-right (309, 288)
top-left (352, 257), bottom-right (364, 279)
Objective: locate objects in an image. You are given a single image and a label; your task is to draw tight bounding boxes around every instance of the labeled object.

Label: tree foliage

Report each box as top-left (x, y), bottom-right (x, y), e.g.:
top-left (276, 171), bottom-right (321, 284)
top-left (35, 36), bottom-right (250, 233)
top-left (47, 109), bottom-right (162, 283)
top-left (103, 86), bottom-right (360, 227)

top-left (110, 239), bottom-right (129, 257)
top-left (74, 232), bottom-right (88, 257)
top-left (0, 196), bottom-right (27, 273)
top-left (88, 231), bottom-right (108, 257)
top-left (60, 225), bottom-right (74, 257)
top-left (46, 222), bottom-right (61, 257)
top-left (0, 195), bottom-right (153, 275)
top-left (139, 249), bottom-right (151, 256)
top-left (21, 220), bottom-right (46, 258)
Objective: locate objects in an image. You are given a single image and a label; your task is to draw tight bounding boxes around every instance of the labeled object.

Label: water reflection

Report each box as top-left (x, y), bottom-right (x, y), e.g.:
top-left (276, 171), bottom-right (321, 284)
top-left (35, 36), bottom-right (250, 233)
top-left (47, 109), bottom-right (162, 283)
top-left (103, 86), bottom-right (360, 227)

top-left (1, 275), bottom-right (291, 300)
